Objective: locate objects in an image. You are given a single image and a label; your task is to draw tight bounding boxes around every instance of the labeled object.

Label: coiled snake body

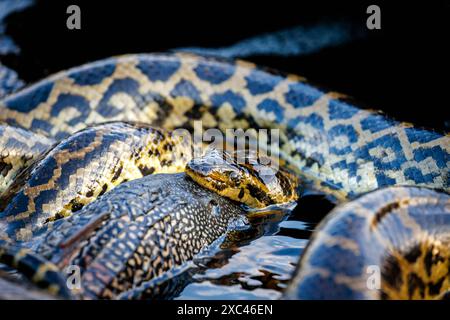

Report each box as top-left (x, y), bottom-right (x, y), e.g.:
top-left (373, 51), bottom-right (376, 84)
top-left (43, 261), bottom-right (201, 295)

top-left (35, 173), bottom-right (247, 299)
top-left (0, 53), bottom-right (448, 299)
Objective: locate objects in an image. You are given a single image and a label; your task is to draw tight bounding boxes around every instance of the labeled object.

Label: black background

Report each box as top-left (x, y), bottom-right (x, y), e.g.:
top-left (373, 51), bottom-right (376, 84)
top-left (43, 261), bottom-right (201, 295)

top-left (0, 300), bottom-right (447, 318)
top-left (2, 1), bottom-right (450, 132)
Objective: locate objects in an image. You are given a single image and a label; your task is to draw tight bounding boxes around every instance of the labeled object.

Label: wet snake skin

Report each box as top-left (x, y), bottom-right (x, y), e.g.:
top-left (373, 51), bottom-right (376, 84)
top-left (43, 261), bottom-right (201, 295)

top-left (0, 52), bottom-right (448, 299)
top-left (34, 173), bottom-right (245, 299)
top-left (0, 124), bottom-right (54, 195)
top-left (0, 121), bottom-right (192, 242)
top-left (0, 53), bottom-right (447, 198)
top-left (185, 148), bottom-right (299, 208)
top-left (284, 186), bottom-right (450, 299)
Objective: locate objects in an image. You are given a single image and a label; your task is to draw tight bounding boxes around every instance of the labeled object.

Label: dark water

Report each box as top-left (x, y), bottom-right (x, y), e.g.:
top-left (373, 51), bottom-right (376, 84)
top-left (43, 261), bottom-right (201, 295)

top-left (0, 1), bottom-right (448, 299)
top-left (176, 195), bottom-right (334, 299)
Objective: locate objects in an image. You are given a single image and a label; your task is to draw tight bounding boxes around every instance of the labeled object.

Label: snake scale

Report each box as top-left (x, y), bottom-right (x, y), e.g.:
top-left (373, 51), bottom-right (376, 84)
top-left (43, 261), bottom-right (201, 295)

top-left (37, 172), bottom-right (253, 299)
top-left (0, 52), bottom-right (448, 299)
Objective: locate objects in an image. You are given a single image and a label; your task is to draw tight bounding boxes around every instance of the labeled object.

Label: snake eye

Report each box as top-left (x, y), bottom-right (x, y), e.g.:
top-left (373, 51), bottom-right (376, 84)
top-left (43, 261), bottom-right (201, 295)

top-left (228, 171), bottom-right (241, 184)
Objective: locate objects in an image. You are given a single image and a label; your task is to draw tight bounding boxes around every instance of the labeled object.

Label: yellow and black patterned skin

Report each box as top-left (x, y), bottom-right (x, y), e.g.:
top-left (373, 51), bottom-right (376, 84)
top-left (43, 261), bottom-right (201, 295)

top-left (284, 187), bottom-right (450, 299)
top-left (34, 173), bottom-right (245, 299)
top-left (186, 148), bottom-right (299, 208)
top-left (0, 144), bottom-right (296, 299)
top-left (0, 53), bottom-right (448, 299)
top-left (0, 270), bottom-right (59, 299)
top-left (0, 239), bottom-right (72, 299)
top-left (0, 53), bottom-right (447, 198)
top-left (0, 124), bottom-right (54, 196)
top-left (0, 121), bottom-right (192, 242)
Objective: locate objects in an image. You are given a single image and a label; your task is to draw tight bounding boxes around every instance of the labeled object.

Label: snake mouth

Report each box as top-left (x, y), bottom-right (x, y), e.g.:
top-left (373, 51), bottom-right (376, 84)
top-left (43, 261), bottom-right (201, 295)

top-left (186, 151), bottom-right (244, 188)
top-left (186, 147), bottom-right (301, 208)
top-left (185, 165), bottom-right (233, 193)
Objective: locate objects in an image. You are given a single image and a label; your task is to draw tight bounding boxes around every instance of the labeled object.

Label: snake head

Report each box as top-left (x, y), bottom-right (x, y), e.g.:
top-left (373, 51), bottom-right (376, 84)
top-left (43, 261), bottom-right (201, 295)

top-left (185, 148), bottom-right (299, 208)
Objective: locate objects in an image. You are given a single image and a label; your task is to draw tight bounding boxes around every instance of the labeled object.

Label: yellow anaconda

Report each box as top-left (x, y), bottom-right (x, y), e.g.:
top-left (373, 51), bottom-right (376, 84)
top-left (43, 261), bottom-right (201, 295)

top-left (0, 121), bottom-right (192, 242)
top-left (0, 148), bottom-right (297, 299)
top-left (284, 186), bottom-right (450, 300)
top-left (186, 148), bottom-right (299, 208)
top-left (0, 124), bottom-right (54, 195)
top-left (34, 173), bottom-right (249, 299)
top-left (0, 52), bottom-right (448, 299)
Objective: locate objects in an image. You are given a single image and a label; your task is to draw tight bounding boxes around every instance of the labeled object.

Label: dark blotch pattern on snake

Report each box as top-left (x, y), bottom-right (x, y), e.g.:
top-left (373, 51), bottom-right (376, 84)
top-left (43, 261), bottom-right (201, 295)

top-left (35, 173), bottom-right (245, 299)
top-left (0, 53), bottom-right (448, 299)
